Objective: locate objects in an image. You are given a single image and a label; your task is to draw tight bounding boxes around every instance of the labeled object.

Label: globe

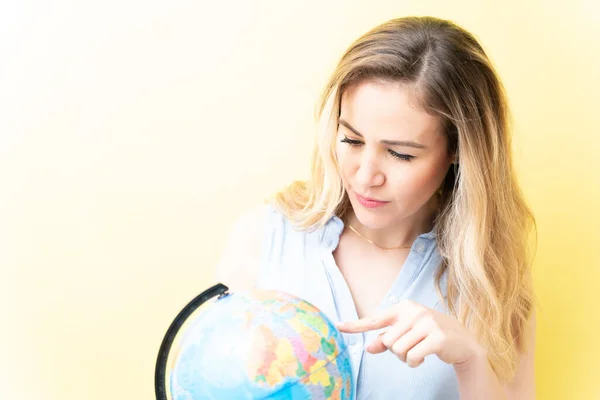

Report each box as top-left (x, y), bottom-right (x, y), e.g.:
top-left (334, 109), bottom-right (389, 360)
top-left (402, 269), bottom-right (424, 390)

top-left (156, 284), bottom-right (354, 400)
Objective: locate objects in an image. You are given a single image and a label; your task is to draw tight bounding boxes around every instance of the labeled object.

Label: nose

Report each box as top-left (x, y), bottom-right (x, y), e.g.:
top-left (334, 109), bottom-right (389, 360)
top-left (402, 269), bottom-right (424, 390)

top-left (355, 149), bottom-right (384, 187)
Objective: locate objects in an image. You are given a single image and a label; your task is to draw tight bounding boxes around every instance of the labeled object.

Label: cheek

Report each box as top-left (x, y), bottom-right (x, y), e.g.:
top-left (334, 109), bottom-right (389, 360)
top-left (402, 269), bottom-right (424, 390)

top-left (421, 163), bottom-right (446, 185)
top-left (391, 159), bottom-right (449, 197)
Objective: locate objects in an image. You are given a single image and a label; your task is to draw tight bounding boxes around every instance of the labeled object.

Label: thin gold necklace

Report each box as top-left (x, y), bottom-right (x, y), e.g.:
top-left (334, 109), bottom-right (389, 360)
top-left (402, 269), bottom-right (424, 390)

top-left (347, 224), bottom-right (413, 251)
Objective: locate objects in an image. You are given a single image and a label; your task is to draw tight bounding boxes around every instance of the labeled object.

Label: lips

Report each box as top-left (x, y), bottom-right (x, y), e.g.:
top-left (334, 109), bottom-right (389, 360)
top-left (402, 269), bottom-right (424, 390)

top-left (354, 192), bottom-right (389, 209)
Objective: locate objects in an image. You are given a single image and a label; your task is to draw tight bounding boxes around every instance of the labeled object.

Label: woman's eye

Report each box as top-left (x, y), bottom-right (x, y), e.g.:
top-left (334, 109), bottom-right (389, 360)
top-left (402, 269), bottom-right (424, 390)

top-left (389, 150), bottom-right (414, 161)
top-left (340, 136), bottom-right (363, 147)
top-left (341, 136), bottom-right (414, 162)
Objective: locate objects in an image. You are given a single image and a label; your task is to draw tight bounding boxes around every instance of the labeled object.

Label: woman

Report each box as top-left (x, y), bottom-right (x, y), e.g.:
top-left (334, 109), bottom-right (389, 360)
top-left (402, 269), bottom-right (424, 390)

top-left (215, 16), bottom-right (536, 399)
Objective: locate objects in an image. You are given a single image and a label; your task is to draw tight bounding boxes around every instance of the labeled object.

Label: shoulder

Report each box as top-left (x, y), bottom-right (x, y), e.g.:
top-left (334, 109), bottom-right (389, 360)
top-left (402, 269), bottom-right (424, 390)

top-left (212, 204), bottom-right (272, 292)
top-left (212, 203), bottom-right (305, 289)
top-left (231, 204), bottom-right (272, 237)
top-left (213, 203), bottom-right (343, 291)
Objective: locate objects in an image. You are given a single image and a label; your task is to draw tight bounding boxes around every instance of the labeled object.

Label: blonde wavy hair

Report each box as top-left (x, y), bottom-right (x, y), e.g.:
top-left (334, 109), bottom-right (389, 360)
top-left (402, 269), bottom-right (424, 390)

top-left (270, 16), bottom-right (536, 382)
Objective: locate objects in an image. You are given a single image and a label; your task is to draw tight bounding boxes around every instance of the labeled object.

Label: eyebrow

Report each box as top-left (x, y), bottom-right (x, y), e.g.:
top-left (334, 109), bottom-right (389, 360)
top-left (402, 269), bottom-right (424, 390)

top-left (338, 118), bottom-right (427, 149)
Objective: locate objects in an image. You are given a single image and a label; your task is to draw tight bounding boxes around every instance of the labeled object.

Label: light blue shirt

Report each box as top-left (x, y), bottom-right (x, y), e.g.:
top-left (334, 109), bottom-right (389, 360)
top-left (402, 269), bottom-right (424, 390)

top-left (257, 205), bottom-right (459, 399)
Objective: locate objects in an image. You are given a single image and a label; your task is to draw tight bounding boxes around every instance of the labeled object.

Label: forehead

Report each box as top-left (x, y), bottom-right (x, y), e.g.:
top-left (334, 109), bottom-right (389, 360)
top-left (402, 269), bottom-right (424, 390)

top-left (339, 80), bottom-right (442, 141)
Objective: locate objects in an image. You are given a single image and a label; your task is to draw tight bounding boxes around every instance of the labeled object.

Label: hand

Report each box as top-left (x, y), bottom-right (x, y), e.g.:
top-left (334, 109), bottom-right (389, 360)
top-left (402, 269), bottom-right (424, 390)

top-left (336, 300), bottom-right (487, 369)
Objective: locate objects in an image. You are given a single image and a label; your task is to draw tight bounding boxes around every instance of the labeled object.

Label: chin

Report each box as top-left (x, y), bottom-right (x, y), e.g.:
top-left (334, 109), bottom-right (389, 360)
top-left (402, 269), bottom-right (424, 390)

top-left (350, 202), bottom-right (394, 230)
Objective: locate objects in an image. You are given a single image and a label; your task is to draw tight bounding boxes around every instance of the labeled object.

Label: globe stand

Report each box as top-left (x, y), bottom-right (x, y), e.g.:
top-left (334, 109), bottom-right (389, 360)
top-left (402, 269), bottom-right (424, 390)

top-left (155, 283), bottom-right (230, 400)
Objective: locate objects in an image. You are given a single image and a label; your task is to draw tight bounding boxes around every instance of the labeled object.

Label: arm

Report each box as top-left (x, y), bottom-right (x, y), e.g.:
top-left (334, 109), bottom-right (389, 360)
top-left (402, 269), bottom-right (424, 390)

top-left (337, 301), bottom-right (537, 400)
top-left (212, 206), bottom-right (267, 292)
top-left (454, 311), bottom-right (537, 400)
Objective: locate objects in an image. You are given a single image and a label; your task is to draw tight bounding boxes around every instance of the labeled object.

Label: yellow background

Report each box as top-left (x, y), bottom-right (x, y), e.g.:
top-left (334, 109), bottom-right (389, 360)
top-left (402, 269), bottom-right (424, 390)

top-left (1, 0), bottom-right (598, 399)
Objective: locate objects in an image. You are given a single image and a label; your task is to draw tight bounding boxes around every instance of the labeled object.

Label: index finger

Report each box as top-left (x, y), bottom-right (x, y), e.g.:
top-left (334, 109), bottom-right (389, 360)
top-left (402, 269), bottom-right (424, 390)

top-left (336, 311), bottom-right (395, 333)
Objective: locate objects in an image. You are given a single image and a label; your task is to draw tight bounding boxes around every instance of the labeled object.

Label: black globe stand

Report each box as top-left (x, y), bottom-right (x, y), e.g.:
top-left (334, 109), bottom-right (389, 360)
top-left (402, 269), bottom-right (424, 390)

top-left (155, 283), bottom-right (230, 400)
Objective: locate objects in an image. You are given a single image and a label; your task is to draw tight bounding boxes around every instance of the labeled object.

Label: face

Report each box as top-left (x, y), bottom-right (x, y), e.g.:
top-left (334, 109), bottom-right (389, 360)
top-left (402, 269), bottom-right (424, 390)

top-left (335, 79), bottom-right (453, 230)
